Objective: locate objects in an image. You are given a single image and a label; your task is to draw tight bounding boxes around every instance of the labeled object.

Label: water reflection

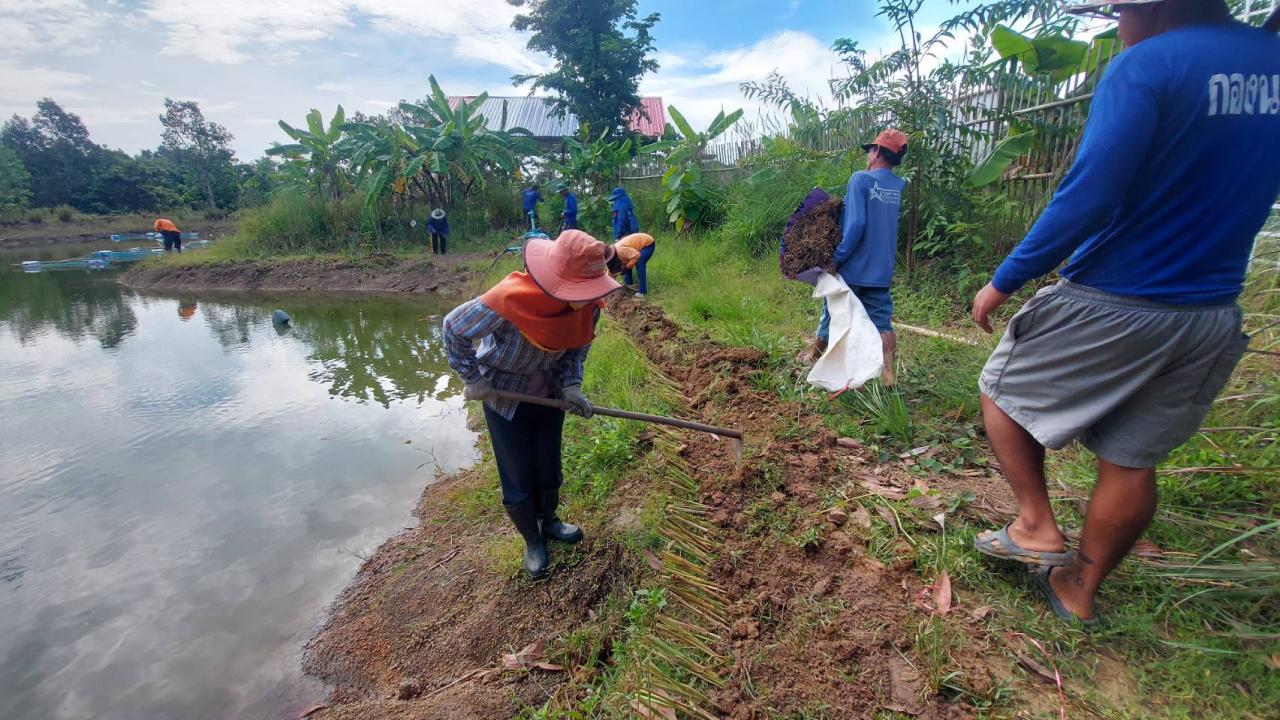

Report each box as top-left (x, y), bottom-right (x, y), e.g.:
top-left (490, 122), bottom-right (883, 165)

top-left (0, 267), bottom-right (475, 720)
top-left (0, 270), bottom-right (139, 349)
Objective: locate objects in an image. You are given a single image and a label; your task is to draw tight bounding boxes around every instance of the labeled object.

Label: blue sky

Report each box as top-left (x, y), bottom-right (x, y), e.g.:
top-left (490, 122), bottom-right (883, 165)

top-left (0, 1), bottom-right (978, 159)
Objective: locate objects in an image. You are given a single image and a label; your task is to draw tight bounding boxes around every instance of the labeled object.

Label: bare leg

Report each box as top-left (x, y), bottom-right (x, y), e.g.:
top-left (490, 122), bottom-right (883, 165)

top-left (880, 332), bottom-right (897, 387)
top-left (1049, 459), bottom-right (1156, 620)
top-left (981, 393), bottom-right (1064, 553)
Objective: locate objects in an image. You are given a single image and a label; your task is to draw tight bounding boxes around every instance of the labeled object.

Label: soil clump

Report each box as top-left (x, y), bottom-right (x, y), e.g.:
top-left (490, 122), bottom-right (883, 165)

top-left (781, 197), bottom-right (844, 276)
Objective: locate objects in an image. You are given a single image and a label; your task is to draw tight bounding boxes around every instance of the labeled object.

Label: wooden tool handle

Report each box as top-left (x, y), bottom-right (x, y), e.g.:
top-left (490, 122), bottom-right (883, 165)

top-left (494, 390), bottom-right (743, 440)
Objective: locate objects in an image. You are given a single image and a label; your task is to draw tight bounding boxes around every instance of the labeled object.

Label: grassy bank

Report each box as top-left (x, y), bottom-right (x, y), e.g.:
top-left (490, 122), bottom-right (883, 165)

top-left (305, 227), bottom-right (1274, 718)
top-left (609, 231), bottom-right (1278, 718)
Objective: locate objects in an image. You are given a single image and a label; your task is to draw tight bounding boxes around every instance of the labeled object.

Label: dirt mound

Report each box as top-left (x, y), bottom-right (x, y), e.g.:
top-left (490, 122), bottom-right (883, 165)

top-left (302, 468), bottom-right (638, 718)
top-left (605, 294), bottom-right (1015, 718)
top-left (781, 197), bottom-right (844, 276)
top-left (122, 253), bottom-right (480, 297)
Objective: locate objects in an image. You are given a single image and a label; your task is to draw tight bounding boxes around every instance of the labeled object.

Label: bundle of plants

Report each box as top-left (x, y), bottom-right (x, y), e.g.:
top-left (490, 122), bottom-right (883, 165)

top-left (780, 191), bottom-right (844, 278)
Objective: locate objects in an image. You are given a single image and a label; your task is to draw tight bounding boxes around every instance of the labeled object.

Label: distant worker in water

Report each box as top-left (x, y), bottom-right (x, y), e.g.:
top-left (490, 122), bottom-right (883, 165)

top-left (427, 208), bottom-right (449, 256)
top-left (443, 230), bottom-right (622, 579)
top-left (154, 218), bottom-right (182, 253)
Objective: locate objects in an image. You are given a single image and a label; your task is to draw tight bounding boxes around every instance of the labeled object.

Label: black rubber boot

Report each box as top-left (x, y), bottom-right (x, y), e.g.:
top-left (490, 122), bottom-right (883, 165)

top-left (506, 504), bottom-right (549, 578)
top-left (538, 485), bottom-right (584, 544)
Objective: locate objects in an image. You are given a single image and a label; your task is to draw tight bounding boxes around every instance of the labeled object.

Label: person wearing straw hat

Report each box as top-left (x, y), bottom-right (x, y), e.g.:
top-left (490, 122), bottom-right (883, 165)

top-left (442, 230), bottom-right (622, 578)
top-left (426, 208), bottom-right (449, 256)
top-left (970, 0), bottom-right (1279, 625)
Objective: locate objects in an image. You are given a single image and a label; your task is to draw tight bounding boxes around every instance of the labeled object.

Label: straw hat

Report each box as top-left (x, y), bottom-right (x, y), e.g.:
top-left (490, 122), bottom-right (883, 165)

top-left (430, 208), bottom-right (445, 220)
top-left (523, 229), bottom-right (621, 302)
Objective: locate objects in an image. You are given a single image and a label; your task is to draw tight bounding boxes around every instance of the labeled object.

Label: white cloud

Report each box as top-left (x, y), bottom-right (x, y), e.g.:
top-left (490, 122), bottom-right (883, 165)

top-left (641, 31), bottom-right (844, 135)
top-left (137, 0), bottom-right (548, 73)
top-left (0, 62), bottom-right (92, 106)
top-left (316, 81), bottom-right (352, 94)
top-left (0, 0), bottom-right (106, 57)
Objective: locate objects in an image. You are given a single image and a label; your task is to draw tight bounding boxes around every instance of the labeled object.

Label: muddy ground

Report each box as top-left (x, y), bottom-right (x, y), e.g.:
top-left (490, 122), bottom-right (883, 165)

top-left (0, 216), bottom-right (238, 249)
top-left (122, 252), bottom-right (482, 297)
top-left (302, 295), bottom-right (1049, 719)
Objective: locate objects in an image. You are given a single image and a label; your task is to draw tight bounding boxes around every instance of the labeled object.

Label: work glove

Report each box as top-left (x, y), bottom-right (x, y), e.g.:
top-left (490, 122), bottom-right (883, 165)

top-left (560, 385), bottom-right (593, 419)
top-left (463, 377), bottom-right (497, 403)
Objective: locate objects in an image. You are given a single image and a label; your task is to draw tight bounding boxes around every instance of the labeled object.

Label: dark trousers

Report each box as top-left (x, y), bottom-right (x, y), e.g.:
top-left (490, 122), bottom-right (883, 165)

top-left (622, 243), bottom-right (655, 294)
top-left (161, 230), bottom-right (182, 253)
top-left (483, 401), bottom-right (565, 519)
top-left (430, 232), bottom-right (447, 255)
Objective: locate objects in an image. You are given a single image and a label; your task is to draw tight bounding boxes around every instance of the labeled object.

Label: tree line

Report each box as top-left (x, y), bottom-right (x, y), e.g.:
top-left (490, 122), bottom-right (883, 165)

top-left (0, 98), bottom-right (276, 217)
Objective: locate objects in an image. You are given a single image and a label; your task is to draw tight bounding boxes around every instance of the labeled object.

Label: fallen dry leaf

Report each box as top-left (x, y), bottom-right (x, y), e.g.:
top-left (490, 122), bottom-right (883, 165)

top-left (886, 654), bottom-right (926, 715)
top-left (932, 512), bottom-right (946, 531)
top-left (1017, 654), bottom-right (1058, 684)
top-left (970, 605), bottom-right (993, 621)
top-left (876, 505), bottom-right (897, 527)
top-left (298, 704), bottom-right (328, 719)
top-left (630, 690), bottom-right (678, 720)
top-left (1130, 538), bottom-right (1165, 558)
top-left (643, 550), bottom-right (663, 572)
top-left (851, 504), bottom-right (872, 530)
top-left (915, 570), bottom-right (957, 617)
top-left (860, 476), bottom-right (907, 500)
top-left (836, 436), bottom-right (864, 449)
top-left (501, 640), bottom-right (563, 672)
top-left (826, 507), bottom-right (849, 526)
top-left (1265, 652), bottom-right (1280, 671)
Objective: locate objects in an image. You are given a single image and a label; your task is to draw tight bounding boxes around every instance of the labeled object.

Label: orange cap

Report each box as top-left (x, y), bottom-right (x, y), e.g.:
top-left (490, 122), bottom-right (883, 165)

top-left (861, 129), bottom-right (908, 154)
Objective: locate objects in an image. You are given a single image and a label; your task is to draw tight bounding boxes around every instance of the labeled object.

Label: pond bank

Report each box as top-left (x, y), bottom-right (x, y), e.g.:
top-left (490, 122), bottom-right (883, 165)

top-left (121, 252), bottom-right (486, 297)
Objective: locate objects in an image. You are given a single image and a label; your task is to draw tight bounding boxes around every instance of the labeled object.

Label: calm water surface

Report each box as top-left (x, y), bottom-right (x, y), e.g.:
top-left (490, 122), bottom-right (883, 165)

top-left (0, 264), bottom-right (476, 720)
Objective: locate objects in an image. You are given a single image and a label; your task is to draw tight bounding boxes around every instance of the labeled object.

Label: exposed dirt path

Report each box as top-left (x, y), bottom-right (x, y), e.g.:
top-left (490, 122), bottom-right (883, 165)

top-left (604, 297), bottom-right (1030, 718)
top-left (122, 252), bottom-right (482, 297)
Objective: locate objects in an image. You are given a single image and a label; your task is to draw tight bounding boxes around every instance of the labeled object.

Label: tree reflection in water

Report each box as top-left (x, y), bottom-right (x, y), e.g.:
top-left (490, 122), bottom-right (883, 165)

top-left (0, 270), bottom-right (139, 350)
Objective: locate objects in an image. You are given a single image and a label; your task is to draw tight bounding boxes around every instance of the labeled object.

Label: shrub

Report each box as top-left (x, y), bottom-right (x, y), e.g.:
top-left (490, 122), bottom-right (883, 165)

top-left (26, 209), bottom-right (44, 223)
top-left (54, 205), bottom-right (75, 222)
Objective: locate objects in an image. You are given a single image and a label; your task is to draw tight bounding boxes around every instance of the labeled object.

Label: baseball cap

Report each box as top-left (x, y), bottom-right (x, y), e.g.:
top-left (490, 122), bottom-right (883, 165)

top-left (861, 128), bottom-right (909, 154)
top-left (1062, 1), bottom-right (1163, 19)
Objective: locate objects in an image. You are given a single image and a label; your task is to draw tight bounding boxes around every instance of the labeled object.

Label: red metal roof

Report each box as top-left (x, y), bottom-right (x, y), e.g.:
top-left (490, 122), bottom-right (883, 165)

top-left (629, 97), bottom-right (666, 137)
top-left (446, 96), bottom-right (665, 138)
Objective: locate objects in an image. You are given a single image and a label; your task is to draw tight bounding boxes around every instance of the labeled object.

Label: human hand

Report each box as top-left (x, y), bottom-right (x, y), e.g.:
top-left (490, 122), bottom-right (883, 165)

top-left (971, 282), bottom-right (1012, 334)
top-left (823, 262), bottom-right (839, 275)
top-left (561, 385), bottom-right (593, 418)
top-left (463, 377), bottom-right (497, 402)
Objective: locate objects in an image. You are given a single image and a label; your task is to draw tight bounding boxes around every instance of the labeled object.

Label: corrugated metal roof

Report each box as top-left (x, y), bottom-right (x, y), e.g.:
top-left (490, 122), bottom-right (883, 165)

top-left (630, 97), bottom-right (666, 137)
top-left (447, 96), bottom-right (665, 139)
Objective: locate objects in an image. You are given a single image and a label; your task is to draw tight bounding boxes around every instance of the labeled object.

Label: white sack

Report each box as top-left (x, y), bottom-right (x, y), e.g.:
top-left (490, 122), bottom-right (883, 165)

top-left (806, 272), bottom-right (884, 392)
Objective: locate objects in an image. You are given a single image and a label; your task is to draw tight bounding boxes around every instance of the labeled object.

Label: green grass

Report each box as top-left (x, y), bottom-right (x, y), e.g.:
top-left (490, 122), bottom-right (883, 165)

top-left (628, 228), bottom-right (1279, 719)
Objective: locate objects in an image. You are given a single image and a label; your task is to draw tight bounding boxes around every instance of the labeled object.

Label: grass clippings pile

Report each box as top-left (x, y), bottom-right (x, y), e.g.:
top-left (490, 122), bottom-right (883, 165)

top-left (781, 197), bottom-right (844, 277)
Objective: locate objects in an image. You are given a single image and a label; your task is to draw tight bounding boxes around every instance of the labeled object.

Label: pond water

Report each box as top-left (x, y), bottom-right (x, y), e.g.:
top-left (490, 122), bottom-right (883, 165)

top-left (0, 264), bottom-right (477, 720)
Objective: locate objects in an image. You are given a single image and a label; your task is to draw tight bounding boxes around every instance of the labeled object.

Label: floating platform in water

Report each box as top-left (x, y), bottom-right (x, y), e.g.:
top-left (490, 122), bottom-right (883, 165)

top-left (18, 243), bottom-right (210, 273)
top-left (111, 231), bottom-right (201, 243)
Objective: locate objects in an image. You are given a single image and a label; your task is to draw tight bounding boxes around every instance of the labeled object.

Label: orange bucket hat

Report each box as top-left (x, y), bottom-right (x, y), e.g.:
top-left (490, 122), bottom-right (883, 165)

top-left (523, 229), bottom-right (622, 302)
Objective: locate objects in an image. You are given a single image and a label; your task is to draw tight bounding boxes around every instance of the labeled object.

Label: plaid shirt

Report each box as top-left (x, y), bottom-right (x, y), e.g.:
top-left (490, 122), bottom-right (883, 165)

top-left (442, 299), bottom-right (591, 420)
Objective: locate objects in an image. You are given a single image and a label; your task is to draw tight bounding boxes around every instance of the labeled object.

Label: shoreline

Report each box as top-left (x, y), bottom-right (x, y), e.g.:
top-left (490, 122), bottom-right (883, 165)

top-left (120, 252), bottom-right (486, 298)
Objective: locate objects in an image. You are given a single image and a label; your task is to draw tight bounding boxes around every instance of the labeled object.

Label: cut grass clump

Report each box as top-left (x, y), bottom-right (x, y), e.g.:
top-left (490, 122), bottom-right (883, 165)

top-left (780, 196), bottom-right (843, 277)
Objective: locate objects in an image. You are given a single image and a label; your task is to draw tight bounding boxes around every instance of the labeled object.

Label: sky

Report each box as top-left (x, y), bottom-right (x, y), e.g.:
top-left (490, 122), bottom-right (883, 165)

top-left (0, 0), bottom-right (979, 159)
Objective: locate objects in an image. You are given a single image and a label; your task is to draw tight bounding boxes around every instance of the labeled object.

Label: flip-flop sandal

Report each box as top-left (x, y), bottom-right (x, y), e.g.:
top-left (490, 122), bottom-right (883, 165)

top-left (1033, 567), bottom-right (1100, 627)
top-left (973, 523), bottom-right (1073, 567)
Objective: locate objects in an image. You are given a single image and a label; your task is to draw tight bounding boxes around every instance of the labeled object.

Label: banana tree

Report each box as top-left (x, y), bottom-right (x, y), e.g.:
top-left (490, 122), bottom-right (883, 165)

top-left (266, 106), bottom-right (349, 200)
top-left (395, 75), bottom-right (536, 206)
top-left (553, 130), bottom-right (635, 194)
top-left (645, 105), bottom-right (743, 230)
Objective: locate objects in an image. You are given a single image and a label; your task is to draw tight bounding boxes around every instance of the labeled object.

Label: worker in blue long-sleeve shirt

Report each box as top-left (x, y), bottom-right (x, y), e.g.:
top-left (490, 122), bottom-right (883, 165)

top-left (558, 184), bottom-right (578, 230)
top-left (427, 208), bottom-right (448, 255)
top-left (970, 0), bottom-right (1280, 626)
top-left (522, 184), bottom-right (542, 229)
top-left (804, 129), bottom-right (908, 387)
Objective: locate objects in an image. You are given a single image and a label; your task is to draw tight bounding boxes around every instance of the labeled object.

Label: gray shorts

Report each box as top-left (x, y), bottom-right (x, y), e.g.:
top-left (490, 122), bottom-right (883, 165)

top-left (979, 281), bottom-right (1248, 468)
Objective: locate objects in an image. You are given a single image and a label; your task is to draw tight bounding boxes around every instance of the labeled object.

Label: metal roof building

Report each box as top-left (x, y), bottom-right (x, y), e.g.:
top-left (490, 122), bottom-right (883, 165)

top-left (447, 96), bottom-right (666, 141)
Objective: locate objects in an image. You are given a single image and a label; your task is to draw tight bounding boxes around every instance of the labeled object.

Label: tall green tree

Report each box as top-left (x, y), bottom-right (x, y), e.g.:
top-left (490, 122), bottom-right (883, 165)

top-left (2, 99), bottom-right (97, 208)
top-left (509, 0), bottom-right (660, 138)
top-left (0, 145), bottom-right (32, 212)
top-left (159, 98), bottom-right (236, 211)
